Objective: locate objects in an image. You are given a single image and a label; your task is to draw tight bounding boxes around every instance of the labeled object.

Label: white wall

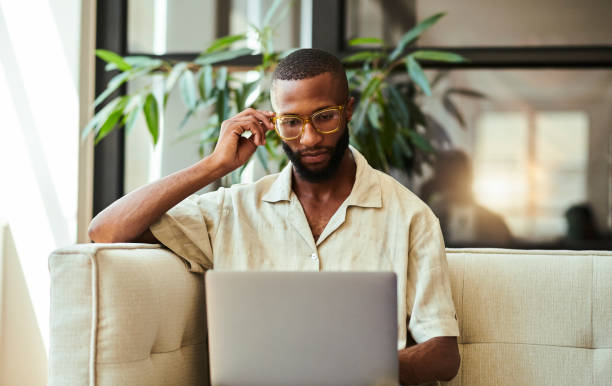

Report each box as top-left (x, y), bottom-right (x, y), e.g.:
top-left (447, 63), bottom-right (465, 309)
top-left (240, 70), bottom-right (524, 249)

top-left (0, 0), bottom-right (90, 383)
top-left (0, 224), bottom-right (48, 386)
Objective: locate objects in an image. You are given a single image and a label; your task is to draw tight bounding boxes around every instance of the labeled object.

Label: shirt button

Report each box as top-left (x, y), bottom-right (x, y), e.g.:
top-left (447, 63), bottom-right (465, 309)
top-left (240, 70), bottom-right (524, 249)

top-left (311, 253), bottom-right (318, 260)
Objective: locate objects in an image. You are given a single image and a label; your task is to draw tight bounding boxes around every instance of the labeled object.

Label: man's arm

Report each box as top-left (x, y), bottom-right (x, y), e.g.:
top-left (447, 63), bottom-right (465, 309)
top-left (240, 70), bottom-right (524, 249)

top-left (88, 108), bottom-right (275, 243)
top-left (398, 336), bottom-right (460, 384)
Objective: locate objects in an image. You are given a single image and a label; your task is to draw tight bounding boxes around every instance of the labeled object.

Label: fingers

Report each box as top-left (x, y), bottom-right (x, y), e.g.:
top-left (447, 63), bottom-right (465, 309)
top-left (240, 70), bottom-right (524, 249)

top-left (230, 118), bottom-right (268, 146)
top-left (236, 108), bottom-right (275, 133)
top-left (223, 108), bottom-right (275, 146)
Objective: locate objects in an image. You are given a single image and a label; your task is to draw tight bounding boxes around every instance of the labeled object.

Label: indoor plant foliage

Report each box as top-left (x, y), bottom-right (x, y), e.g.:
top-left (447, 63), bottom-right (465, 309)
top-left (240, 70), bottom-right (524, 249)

top-left (85, 2), bottom-right (471, 181)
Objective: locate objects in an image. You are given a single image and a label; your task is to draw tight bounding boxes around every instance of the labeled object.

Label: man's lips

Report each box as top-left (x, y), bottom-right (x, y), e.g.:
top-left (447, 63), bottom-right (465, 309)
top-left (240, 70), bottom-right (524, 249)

top-left (299, 150), bottom-right (330, 164)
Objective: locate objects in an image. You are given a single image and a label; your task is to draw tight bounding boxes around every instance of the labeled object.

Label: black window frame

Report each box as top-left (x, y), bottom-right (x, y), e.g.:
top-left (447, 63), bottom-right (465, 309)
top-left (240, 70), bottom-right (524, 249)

top-left (93, 0), bottom-right (612, 228)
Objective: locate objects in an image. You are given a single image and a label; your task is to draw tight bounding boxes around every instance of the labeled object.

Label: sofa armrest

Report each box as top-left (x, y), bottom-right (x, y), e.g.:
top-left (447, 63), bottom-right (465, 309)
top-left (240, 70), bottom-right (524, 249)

top-left (49, 243), bottom-right (209, 386)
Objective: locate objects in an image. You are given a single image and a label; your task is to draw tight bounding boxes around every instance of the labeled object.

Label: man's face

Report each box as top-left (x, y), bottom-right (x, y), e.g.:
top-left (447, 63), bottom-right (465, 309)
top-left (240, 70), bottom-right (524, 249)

top-left (271, 72), bottom-right (354, 182)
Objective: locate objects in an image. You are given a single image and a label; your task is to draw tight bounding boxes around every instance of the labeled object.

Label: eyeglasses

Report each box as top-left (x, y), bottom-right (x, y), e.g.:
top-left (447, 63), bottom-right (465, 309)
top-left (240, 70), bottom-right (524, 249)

top-left (271, 105), bottom-right (344, 141)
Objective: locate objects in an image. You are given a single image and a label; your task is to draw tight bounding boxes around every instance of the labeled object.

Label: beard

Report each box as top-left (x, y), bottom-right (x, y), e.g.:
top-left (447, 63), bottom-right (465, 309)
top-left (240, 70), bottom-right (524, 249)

top-left (281, 126), bottom-right (350, 183)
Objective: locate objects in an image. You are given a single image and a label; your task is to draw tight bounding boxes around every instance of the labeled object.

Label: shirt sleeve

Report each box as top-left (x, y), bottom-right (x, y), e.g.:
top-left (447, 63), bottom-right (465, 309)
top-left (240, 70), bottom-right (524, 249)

top-left (150, 188), bottom-right (226, 273)
top-left (406, 207), bottom-right (460, 344)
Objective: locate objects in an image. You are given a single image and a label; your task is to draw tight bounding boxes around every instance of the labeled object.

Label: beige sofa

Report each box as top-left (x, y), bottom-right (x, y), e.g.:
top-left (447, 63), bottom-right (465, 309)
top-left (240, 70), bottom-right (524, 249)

top-left (49, 244), bottom-right (612, 385)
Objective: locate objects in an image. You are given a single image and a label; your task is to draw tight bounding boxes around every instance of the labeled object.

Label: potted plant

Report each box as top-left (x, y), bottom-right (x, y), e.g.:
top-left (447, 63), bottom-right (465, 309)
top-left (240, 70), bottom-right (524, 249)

top-left (85, 1), bottom-right (480, 184)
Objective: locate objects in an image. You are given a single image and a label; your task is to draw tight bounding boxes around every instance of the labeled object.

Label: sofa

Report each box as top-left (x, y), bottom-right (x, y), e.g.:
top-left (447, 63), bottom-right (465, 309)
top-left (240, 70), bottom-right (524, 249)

top-left (48, 244), bottom-right (612, 385)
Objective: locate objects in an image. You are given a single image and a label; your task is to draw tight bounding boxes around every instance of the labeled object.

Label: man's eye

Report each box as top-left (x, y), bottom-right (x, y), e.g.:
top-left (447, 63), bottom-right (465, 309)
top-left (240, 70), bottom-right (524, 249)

top-left (284, 118), bottom-right (301, 127)
top-left (317, 112), bottom-right (334, 121)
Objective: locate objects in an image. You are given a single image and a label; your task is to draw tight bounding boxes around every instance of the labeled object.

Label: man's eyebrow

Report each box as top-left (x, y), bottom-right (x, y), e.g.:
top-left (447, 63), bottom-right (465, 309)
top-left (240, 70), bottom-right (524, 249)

top-left (280, 104), bottom-right (337, 116)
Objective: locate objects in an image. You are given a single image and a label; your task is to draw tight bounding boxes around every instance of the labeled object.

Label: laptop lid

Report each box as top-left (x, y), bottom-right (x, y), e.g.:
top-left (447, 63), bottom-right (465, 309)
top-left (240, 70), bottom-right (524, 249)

top-left (205, 271), bottom-right (398, 386)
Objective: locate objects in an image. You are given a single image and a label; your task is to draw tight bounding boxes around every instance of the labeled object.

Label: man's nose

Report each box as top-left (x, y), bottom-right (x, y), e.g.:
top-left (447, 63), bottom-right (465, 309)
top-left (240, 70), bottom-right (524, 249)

top-left (300, 121), bottom-right (323, 147)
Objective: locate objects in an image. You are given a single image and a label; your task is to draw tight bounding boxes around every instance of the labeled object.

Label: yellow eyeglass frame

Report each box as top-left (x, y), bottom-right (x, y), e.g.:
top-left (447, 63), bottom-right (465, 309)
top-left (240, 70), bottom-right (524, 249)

top-left (271, 105), bottom-right (345, 141)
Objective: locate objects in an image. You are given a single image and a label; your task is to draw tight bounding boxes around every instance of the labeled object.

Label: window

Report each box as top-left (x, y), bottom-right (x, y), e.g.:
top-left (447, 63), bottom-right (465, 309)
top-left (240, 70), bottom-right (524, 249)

top-left (418, 69), bottom-right (611, 248)
top-left (473, 110), bottom-right (589, 241)
top-left (345, 0), bottom-right (612, 47)
top-left (96, 0), bottom-right (612, 249)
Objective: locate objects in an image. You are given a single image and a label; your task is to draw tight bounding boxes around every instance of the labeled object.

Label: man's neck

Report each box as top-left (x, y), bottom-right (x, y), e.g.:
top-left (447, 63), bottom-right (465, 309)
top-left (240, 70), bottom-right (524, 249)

top-left (291, 150), bottom-right (356, 203)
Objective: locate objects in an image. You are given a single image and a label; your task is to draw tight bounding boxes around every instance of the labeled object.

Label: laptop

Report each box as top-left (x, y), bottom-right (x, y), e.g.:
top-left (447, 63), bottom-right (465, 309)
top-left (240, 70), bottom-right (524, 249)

top-left (205, 271), bottom-right (399, 386)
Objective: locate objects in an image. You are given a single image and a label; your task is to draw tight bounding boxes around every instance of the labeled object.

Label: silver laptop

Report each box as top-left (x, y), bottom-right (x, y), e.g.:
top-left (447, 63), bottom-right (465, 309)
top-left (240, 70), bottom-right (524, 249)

top-left (205, 271), bottom-right (399, 386)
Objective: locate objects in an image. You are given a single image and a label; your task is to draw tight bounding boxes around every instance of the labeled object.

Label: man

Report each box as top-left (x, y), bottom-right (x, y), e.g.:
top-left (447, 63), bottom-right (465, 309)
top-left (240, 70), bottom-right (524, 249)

top-left (89, 48), bottom-right (460, 384)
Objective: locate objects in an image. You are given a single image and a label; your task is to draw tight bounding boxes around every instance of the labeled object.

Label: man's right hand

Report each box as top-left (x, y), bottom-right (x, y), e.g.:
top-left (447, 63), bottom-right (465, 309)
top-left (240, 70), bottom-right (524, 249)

top-left (88, 108), bottom-right (277, 244)
top-left (209, 108), bottom-right (276, 175)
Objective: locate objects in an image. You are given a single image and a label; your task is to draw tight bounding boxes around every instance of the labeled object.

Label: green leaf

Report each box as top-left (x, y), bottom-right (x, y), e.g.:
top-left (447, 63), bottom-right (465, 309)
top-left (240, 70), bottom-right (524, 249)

top-left (352, 98), bottom-right (371, 135)
top-left (411, 50), bottom-right (467, 63)
top-left (255, 146), bottom-right (270, 173)
top-left (233, 88), bottom-right (245, 113)
top-left (408, 102), bottom-right (427, 127)
top-left (408, 130), bottom-right (434, 152)
top-left (172, 125), bottom-right (207, 144)
top-left (373, 132), bottom-right (389, 171)
top-left (386, 84), bottom-right (410, 127)
top-left (395, 132), bottom-right (413, 158)
top-left (270, 1), bottom-right (291, 30)
top-left (262, 0), bottom-right (284, 27)
top-left (179, 70), bottom-right (198, 110)
top-left (406, 55), bottom-right (431, 96)
top-left (348, 37), bottom-right (385, 46)
top-left (95, 96), bottom-right (129, 144)
top-left (143, 93), bottom-right (160, 145)
top-left (122, 94), bottom-right (143, 117)
top-left (96, 49), bottom-right (132, 71)
top-left (199, 65), bottom-right (214, 99)
top-left (240, 79), bottom-right (260, 110)
top-left (206, 34), bottom-right (247, 53)
top-left (93, 70), bottom-right (130, 107)
top-left (367, 102), bottom-right (382, 130)
top-left (216, 66), bottom-right (228, 89)
top-left (82, 97), bottom-right (121, 139)
top-left (122, 94), bottom-right (143, 134)
top-left (200, 124), bottom-right (219, 143)
top-left (177, 109), bottom-right (195, 131)
top-left (195, 48), bottom-right (254, 66)
top-left (388, 12), bottom-right (446, 61)
top-left (123, 107), bottom-right (140, 134)
top-left (236, 163), bottom-right (250, 180)
top-left (216, 89), bottom-right (230, 124)
top-left (165, 62), bottom-right (188, 93)
top-left (342, 51), bottom-right (386, 63)
top-left (96, 66), bottom-right (159, 107)
top-left (362, 76), bottom-right (382, 100)
top-left (105, 56), bottom-right (163, 70)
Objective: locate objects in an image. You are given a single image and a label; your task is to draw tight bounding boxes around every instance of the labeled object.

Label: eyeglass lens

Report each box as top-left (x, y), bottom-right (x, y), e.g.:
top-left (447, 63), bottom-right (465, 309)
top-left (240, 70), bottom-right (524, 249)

top-left (276, 109), bottom-right (341, 139)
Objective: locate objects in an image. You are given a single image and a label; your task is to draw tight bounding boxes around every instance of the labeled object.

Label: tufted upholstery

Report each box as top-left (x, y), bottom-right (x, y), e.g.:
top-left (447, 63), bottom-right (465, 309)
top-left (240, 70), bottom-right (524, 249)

top-left (49, 245), bottom-right (612, 385)
top-left (444, 249), bottom-right (612, 386)
top-left (49, 244), bottom-right (209, 386)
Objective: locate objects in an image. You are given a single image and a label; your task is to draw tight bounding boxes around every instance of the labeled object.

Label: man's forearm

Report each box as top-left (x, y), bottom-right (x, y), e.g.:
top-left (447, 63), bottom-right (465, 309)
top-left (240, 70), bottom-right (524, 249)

top-left (88, 155), bottom-right (225, 243)
top-left (398, 336), bottom-right (460, 385)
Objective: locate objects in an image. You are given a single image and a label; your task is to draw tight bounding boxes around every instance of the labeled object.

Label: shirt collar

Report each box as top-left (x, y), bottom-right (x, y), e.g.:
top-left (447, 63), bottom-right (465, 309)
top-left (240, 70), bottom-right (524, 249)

top-left (262, 146), bottom-right (382, 208)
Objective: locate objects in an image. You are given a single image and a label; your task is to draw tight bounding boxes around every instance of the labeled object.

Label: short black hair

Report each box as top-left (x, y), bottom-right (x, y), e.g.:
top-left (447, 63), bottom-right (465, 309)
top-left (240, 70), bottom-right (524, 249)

top-left (271, 48), bottom-right (348, 103)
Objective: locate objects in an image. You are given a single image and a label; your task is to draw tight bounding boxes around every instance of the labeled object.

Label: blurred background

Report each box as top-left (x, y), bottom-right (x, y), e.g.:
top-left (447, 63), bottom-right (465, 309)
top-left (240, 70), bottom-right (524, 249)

top-left (0, 0), bottom-right (611, 384)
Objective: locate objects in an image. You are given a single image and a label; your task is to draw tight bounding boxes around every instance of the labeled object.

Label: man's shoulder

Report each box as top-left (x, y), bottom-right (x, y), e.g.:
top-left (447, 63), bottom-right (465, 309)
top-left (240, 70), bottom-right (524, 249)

top-left (370, 168), bottom-right (432, 214)
top-left (219, 172), bottom-right (283, 203)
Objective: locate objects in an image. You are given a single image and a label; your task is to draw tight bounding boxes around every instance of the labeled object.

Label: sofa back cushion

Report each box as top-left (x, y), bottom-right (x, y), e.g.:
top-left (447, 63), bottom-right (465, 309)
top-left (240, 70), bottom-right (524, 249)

top-left (444, 249), bottom-right (612, 386)
top-left (49, 244), bottom-right (209, 386)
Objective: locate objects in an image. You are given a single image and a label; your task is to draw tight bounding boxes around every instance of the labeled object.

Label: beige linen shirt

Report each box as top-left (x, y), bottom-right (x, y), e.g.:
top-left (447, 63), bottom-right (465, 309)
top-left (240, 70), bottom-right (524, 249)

top-left (151, 147), bottom-right (459, 349)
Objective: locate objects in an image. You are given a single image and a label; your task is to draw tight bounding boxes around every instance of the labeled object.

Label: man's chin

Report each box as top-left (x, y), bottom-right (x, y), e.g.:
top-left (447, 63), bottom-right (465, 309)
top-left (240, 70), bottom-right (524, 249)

top-left (300, 162), bottom-right (330, 174)
top-left (298, 156), bottom-right (332, 170)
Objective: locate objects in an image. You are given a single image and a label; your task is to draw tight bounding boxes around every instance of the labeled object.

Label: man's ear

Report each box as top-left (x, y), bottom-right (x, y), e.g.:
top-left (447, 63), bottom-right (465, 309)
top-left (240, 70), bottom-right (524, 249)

top-left (345, 96), bottom-right (355, 123)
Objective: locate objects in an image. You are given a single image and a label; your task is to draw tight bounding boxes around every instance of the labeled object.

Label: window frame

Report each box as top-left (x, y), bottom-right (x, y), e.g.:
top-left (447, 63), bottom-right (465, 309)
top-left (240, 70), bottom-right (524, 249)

top-left (94, 0), bottom-right (612, 248)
